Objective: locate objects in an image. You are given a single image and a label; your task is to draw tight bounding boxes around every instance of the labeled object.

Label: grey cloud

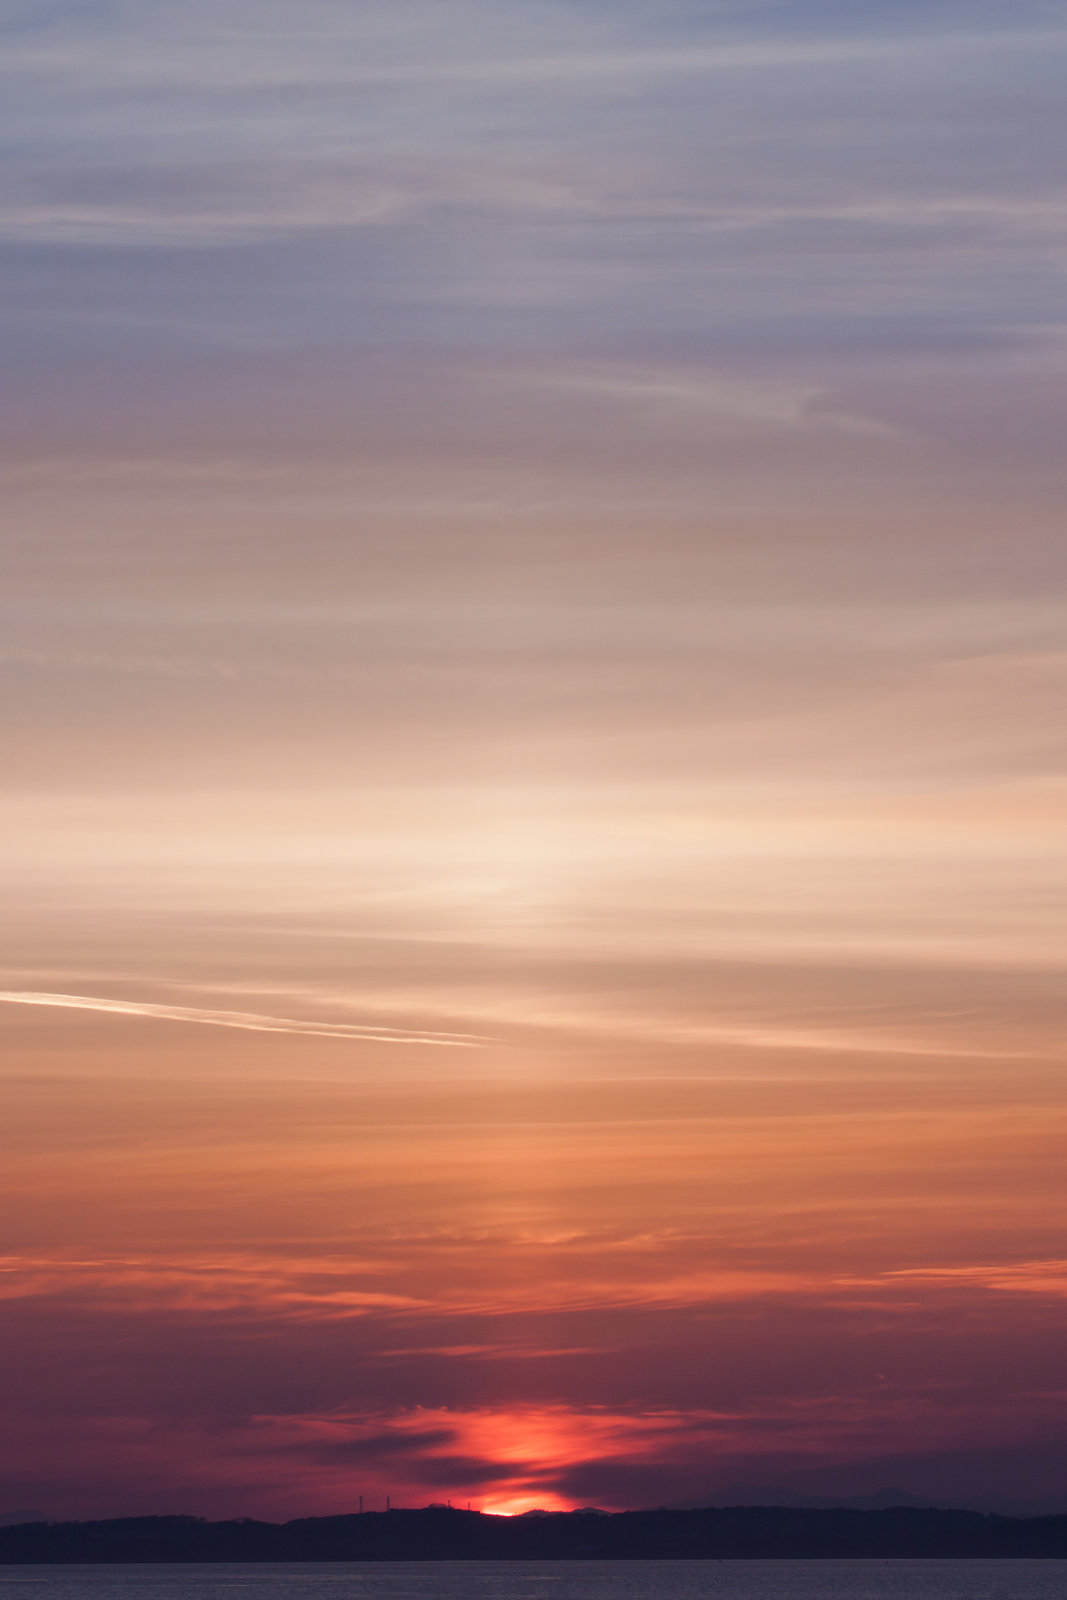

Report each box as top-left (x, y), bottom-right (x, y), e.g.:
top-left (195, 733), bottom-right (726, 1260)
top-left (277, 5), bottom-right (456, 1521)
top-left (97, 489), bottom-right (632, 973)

top-left (2, 0), bottom-right (1064, 293)
top-left (301, 1429), bottom-right (458, 1463)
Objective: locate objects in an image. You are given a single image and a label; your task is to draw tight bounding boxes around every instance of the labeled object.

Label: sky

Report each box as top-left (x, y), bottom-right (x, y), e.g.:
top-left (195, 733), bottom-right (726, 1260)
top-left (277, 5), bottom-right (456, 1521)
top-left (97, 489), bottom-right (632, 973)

top-left (2, 0), bottom-right (1066, 1521)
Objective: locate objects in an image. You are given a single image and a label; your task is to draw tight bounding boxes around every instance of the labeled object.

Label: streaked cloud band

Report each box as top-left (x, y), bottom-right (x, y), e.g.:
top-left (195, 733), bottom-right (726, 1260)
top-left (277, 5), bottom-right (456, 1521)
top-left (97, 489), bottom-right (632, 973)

top-left (0, 991), bottom-right (487, 1047)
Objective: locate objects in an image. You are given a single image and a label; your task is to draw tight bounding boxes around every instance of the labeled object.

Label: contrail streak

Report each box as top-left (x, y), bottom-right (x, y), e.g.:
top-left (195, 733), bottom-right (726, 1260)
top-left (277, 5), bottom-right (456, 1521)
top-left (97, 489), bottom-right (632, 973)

top-left (0, 991), bottom-right (488, 1047)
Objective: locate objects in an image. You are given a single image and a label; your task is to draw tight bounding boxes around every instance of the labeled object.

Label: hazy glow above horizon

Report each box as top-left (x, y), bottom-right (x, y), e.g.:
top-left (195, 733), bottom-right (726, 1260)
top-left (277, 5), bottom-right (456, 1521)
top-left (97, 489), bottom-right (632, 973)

top-left (1, 0), bottom-right (1066, 1523)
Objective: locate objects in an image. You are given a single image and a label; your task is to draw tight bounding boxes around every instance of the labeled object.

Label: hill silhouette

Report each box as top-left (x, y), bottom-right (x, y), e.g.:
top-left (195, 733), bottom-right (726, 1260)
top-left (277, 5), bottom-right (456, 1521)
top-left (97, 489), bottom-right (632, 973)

top-left (3, 1505), bottom-right (1067, 1561)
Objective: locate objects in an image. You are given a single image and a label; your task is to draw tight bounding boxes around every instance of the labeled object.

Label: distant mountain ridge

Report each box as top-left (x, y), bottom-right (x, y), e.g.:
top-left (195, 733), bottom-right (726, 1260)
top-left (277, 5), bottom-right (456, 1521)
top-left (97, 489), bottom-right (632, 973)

top-left (670, 1487), bottom-right (942, 1513)
top-left (4, 1505), bottom-right (1067, 1561)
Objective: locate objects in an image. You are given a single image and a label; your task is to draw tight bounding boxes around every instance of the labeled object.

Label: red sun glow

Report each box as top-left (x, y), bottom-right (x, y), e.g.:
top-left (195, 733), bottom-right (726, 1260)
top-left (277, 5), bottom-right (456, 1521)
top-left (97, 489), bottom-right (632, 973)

top-left (480, 1492), bottom-right (571, 1517)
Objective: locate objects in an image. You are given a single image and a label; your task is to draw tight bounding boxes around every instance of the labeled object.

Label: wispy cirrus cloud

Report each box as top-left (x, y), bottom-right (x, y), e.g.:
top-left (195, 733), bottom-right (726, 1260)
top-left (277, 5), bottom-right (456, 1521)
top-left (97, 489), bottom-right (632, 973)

top-left (877, 1260), bottom-right (1067, 1296)
top-left (0, 990), bottom-right (488, 1047)
top-left (6, 5), bottom-right (1062, 96)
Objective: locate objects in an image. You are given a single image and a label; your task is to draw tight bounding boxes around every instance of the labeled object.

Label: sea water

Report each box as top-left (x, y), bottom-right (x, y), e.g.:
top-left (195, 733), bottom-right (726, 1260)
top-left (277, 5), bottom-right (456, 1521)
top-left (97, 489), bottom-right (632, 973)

top-left (0, 1562), bottom-right (1064, 1600)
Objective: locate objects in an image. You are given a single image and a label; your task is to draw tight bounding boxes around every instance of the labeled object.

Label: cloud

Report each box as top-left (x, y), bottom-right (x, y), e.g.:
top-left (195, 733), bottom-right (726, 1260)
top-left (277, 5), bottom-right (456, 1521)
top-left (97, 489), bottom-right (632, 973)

top-left (6, 2), bottom-right (1063, 97)
top-left (306, 1428), bottom-right (458, 1462)
top-left (0, 1252), bottom-right (431, 1318)
top-left (525, 367), bottom-right (898, 438)
top-left (0, 990), bottom-right (488, 1047)
top-left (877, 1260), bottom-right (1067, 1297)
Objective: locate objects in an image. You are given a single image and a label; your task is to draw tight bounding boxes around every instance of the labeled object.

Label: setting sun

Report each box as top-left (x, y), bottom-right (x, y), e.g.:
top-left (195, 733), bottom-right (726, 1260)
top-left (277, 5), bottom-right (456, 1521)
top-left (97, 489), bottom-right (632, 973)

top-left (480, 1496), bottom-right (571, 1518)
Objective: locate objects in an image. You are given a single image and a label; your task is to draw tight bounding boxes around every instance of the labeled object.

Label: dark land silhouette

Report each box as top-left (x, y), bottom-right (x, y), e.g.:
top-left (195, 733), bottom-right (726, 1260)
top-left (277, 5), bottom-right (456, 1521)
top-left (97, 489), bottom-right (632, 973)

top-left (4, 1505), bottom-right (1067, 1561)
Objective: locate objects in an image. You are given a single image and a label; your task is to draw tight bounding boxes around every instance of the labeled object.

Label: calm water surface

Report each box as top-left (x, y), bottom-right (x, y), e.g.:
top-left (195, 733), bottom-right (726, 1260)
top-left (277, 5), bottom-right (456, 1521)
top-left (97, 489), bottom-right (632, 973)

top-left (0, 1564), bottom-right (1064, 1600)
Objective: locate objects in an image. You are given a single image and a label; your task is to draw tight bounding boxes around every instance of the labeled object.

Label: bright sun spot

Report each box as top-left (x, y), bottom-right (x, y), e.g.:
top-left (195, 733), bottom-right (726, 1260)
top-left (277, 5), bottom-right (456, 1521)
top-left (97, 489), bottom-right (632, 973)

top-left (480, 1492), bottom-right (570, 1517)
